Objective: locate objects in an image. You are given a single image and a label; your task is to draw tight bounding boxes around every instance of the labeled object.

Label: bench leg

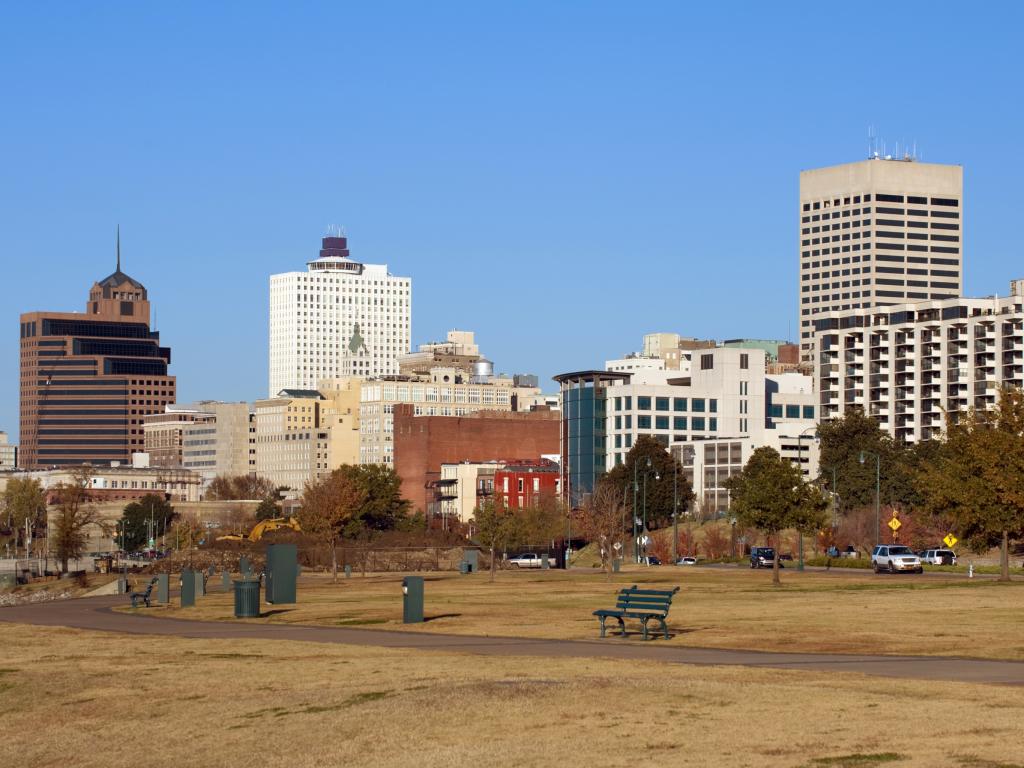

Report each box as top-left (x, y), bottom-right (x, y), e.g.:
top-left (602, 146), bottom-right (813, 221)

top-left (659, 617), bottom-right (669, 640)
top-left (598, 616), bottom-right (607, 638)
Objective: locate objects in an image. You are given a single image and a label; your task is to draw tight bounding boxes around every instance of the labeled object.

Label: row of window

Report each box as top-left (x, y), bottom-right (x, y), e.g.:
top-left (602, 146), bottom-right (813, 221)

top-left (802, 195), bottom-right (958, 212)
top-left (614, 396), bottom-right (717, 413)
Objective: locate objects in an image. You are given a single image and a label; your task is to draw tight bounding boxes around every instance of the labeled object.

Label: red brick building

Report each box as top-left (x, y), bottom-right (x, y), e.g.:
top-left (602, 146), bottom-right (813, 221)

top-left (493, 458), bottom-right (559, 509)
top-left (392, 405), bottom-right (559, 514)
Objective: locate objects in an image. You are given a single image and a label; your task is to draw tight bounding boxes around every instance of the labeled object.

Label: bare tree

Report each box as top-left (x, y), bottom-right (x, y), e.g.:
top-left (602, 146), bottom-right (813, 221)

top-left (51, 467), bottom-right (110, 572)
top-left (574, 484), bottom-right (626, 579)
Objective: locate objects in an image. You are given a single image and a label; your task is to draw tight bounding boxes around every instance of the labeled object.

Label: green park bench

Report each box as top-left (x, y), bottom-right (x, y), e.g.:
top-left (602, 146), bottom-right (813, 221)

top-left (593, 585), bottom-right (680, 640)
top-left (129, 577), bottom-right (159, 608)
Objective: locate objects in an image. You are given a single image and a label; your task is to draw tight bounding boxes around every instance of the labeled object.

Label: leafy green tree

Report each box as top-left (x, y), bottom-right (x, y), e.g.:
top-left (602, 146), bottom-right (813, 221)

top-left (916, 388), bottom-right (1024, 581)
top-left (254, 497), bottom-right (280, 521)
top-left (817, 408), bottom-right (918, 512)
top-left (598, 435), bottom-right (694, 530)
top-left (2, 477), bottom-right (46, 553)
top-left (725, 447), bottom-right (828, 585)
top-left (333, 464), bottom-right (411, 531)
top-left (120, 494), bottom-right (176, 551)
top-left (472, 496), bottom-right (523, 582)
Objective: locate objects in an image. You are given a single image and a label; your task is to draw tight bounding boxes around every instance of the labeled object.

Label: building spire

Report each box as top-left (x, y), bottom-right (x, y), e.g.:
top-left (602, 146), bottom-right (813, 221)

top-left (116, 225), bottom-right (121, 272)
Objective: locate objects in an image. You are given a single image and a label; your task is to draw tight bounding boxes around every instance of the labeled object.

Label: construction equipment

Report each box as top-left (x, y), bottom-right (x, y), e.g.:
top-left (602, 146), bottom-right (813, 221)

top-left (216, 517), bottom-right (302, 543)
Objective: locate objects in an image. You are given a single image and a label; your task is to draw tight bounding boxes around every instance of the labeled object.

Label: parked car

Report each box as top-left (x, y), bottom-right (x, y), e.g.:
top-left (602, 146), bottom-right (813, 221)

top-left (779, 553), bottom-right (794, 562)
top-left (749, 547), bottom-right (782, 569)
top-left (642, 555), bottom-right (662, 566)
top-left (676, 556), bottom-right (698, 566)
top-left (871, 545), bottom-right (923, 574)
top-left (507, 553), bottom-right (548, 568)
top-left (919, 548), bottom-right (957, 566)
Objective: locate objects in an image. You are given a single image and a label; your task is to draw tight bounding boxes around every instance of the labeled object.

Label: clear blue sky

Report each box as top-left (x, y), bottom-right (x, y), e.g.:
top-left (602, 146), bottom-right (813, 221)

top-left (2, 2), bottom-right (1022, 440)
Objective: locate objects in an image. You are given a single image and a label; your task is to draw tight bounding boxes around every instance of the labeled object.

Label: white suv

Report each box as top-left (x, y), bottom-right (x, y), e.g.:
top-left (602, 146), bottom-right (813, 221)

top-left (919, 549), bottom-right (957, 566)
top-left (871, 545), bottom-right (923, 574)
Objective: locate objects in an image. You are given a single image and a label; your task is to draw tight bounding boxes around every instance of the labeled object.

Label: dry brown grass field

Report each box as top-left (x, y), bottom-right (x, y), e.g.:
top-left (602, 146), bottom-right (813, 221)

top-left (136, 565), bottom-right (1024, 661)
top-left (1, 623), bottom-right (1023, 768)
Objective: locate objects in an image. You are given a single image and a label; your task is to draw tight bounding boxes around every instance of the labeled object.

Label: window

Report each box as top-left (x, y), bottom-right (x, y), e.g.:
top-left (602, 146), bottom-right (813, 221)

top-left (655, 397), bottom-right (669, 411)
top-left (673, 397), bottom-right (687, 412)
top-left (614, 397), bottom-right (621, 411)
top-left (692, 398), bottom-right (706, 413)
top-left (786, 404), bottom-right (800, 419)
top-left (655, 416), bottom-right (669, 430)
top-left (614, 416), bottom-right (621, 429)
top-left (625, 415), bottom-right (632, 429)
top-left (624, 396), bottom-right (632, 410)
top-left (769, 404), bottom-right (783, 418)
top-left (517, 478), bottom-right (524, 493)
top-left (740, 353), bottom-right (748, 369)
top-left (673, 416), bottom-right (687, 430)
top-left (700, 354), bottom-right (713, 370)
top-left (802, 406), bottom-right (815, 419)
top-left (709, 418), bottom-right (717, 432)
top-left (710, 399), bottom-right (718, 413)
top-left (637, 415), bottom-right (651, 429)
top-left (691, 417), bottom-right (706, 431)
top-left (637, 396), bottom-right (651, 410)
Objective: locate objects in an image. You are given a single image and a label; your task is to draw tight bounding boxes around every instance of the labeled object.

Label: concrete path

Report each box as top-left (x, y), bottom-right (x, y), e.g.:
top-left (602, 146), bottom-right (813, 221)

top-left (2, 595), bottom-right (1023, 685)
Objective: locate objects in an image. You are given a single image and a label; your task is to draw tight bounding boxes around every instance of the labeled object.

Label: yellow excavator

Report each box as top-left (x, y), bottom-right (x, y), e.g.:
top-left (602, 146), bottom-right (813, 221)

top-left (216, 516), bottom-right (302, 543)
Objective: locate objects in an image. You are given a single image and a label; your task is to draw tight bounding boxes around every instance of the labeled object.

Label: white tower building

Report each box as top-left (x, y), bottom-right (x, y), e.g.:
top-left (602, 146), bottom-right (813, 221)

top-left (268, 234), bottom-right (412, 394)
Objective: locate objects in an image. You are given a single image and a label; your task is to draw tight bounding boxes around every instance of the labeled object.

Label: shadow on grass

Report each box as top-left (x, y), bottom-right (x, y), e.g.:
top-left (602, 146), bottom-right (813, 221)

top-left (424, 613), bottom-right (462, 622)
top-left (259, 609), bottom-right (295, 618)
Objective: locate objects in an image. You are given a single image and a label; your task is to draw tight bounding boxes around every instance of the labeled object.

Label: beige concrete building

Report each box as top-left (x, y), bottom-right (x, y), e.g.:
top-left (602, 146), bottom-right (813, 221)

top-left (182, 402), bottom-right (253, 487)
top-left (253, 389), bottom-right (329, 492)
top-left (431, 461), bottom-right (499, 523)
top-left (0, 463), bottom-right (202, 504)
top-left (143, 406), bottom-right (214, 467)
top-left (799, 158), bottom-right (963, 362)
top-left (318, 377), bottom-right (362, 469)
top-left (0, 431), bottom-right (16, 470)
top-left (398, 329), bottom-right (482, 377)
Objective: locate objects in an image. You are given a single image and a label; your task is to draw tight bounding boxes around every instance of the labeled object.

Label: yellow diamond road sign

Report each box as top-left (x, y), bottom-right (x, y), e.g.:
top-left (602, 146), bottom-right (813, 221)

top-left (944, 533), bottom-right (958, 548)
top-left (888, 517), bottom-right (902, 532)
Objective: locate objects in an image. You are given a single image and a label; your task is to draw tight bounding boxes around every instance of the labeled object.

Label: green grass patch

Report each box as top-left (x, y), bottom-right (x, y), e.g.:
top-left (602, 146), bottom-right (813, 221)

top-left (335, 618), bottom-right (388, 626)
top-left (810, 753), bottom-right (904, 767)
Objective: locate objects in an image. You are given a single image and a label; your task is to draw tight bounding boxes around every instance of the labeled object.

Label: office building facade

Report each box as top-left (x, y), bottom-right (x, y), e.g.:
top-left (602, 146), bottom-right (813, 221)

top-left (19, 249), bottom-right (175, 468)
top-left (268, 235), bottom-right (412, 395)
top-left (799, 158), bottom-right (963, 361)
top-left (814, 281), bottom-right (1024, 443)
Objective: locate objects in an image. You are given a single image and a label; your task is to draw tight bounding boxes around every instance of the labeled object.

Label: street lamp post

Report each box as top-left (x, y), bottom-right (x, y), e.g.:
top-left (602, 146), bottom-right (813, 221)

top-left (633, 457), bottom-right (651, 563)
top-left (859, 450), bottom-right (881, 544)
top-left (641, 468), bottom-right (659, 564)
top-left (821, 464), bottom-right (839, 530)
top-left (672, 460), bottom-right (679, 564)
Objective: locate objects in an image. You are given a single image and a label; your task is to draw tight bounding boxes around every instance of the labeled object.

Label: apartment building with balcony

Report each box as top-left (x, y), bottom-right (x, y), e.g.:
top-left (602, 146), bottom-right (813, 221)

top-left (814, 280), bottom-right (1024, 442)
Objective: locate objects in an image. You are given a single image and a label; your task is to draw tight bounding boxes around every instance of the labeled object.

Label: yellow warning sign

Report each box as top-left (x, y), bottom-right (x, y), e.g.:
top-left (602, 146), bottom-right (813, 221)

top-left (943, 533), bottom-right (958, 548)
top-left (888, 517), bottom-right (902, 532)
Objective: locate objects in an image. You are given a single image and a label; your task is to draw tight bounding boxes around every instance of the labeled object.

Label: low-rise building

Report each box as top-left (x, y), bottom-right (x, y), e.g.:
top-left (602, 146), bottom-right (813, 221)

top-left (393, 405), bottom-right (560, 514)
top-left (556, 347), bottom-right (817, 510)
top-left (0, 432), bottom-right (17, 470)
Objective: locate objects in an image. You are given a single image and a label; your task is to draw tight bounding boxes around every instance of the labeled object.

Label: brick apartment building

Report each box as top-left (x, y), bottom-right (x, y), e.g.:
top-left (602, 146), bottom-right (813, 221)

top-left (493, 458), bottom-right (559, 509)
top-left (392, 405), bottom-right (559, 514)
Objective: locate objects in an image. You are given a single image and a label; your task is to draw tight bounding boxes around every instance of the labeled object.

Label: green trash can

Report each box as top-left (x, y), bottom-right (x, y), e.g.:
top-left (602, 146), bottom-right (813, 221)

top-left (233, 579), bottom-right (260, 618)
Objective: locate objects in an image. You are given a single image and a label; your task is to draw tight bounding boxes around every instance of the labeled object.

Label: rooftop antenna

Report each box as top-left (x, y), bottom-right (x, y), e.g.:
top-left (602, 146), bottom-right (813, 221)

top-left (116, 224), bottom-right (121, 271)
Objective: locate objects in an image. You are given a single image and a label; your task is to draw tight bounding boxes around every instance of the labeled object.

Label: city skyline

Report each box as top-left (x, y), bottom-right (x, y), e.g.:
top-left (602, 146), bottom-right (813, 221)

top-left (4, 3), bottom-right (1024, 440)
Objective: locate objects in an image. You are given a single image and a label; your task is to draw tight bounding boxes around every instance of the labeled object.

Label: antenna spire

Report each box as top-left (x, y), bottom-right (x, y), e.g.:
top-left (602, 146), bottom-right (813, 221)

top-left (116, 225), bottom-right (121, 272)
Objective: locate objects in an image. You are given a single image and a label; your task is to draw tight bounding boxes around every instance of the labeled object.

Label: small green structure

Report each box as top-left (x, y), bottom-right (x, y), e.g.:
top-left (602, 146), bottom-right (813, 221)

top-left (265, 543), bottom-right (297, 604)
top-left (402, 576), bottom-right (424, 624)
top-left (157, 573), bottom-right (170, 604)
top-left (180, 570), bottom-right (196, 607)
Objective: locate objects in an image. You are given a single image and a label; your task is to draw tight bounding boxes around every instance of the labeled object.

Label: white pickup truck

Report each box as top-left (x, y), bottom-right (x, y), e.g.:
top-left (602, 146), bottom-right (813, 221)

top-left (506, 553), bottom-right (551, 568)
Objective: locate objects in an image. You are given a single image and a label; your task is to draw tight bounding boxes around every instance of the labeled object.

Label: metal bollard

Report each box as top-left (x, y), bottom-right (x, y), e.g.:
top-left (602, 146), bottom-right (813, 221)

top-left (402, 576), bottom-right (424, 623)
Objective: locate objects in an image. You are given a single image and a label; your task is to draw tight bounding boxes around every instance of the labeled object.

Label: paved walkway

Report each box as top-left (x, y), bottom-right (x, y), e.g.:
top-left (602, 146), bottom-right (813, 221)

top-left (2, 595), bottom-right (1023, 685)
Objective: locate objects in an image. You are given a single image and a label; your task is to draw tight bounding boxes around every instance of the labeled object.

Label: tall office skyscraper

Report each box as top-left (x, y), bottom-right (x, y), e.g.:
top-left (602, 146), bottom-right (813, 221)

top-left (799, 158), bottom-right (963, 360)
top-left (19, 239), bottom-right (176, 468)
top-left (268, 235), bottom-right (412, 394)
